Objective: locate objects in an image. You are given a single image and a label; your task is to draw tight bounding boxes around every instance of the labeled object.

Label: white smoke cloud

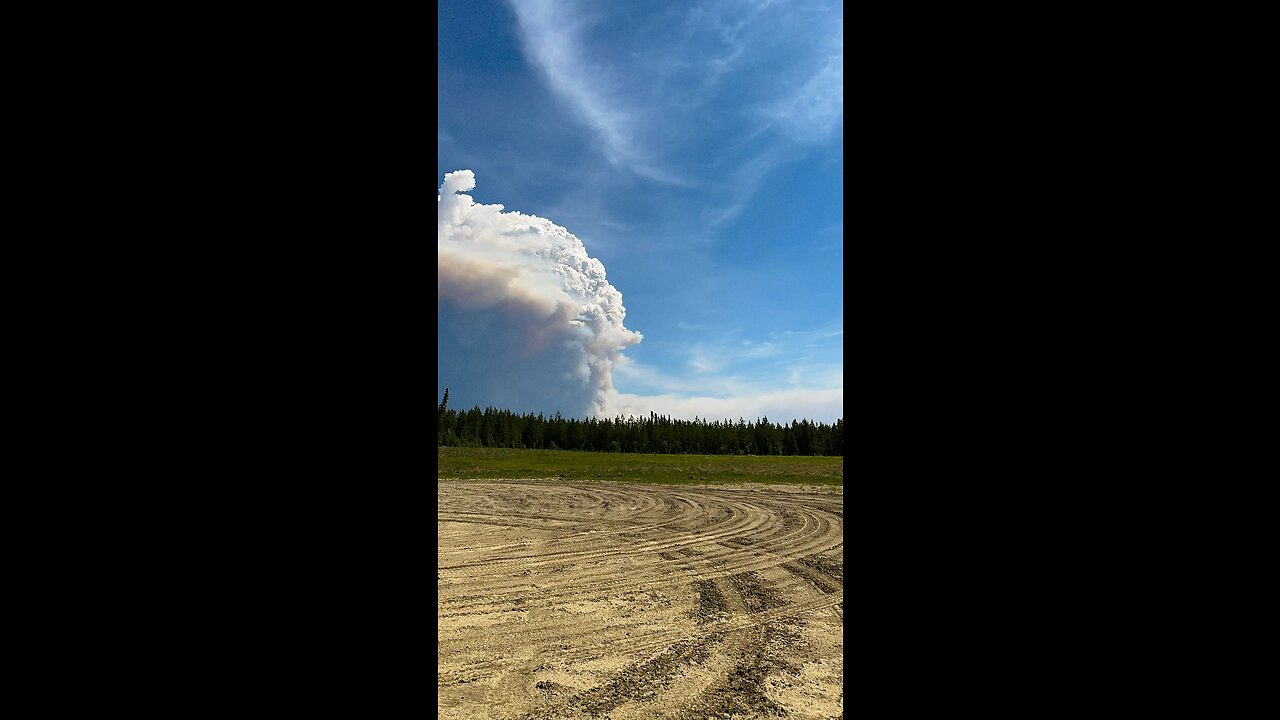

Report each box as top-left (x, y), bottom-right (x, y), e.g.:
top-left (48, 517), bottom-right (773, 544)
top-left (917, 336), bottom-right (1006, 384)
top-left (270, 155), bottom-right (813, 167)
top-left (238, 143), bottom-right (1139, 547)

top-left (612, 387), bottom-right (844, 426)
top-left (438, 170), bottom-right (642, 417)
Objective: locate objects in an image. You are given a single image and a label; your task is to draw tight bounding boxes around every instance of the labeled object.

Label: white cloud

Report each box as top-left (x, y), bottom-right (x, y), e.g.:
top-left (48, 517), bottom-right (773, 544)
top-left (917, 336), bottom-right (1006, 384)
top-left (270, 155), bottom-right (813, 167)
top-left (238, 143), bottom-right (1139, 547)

top-left (609, 320), bottom-right (843, 423)
top-left (438, 170), bottom-right (642, 417)
top-left (612, 387), bottom-right (843, 425)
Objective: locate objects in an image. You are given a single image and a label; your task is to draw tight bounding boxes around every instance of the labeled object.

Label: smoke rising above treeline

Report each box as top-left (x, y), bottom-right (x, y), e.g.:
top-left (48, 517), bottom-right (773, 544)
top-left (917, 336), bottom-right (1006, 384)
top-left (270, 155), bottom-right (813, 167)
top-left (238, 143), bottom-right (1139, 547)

top-left (438, 170), bottom-right (642, 418)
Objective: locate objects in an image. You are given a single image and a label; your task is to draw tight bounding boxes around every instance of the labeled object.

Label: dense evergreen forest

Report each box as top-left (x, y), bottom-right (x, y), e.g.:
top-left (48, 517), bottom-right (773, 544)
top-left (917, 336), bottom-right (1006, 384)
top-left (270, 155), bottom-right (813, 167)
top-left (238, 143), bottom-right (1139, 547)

top-left (437, 389), bottom-right (843, 456)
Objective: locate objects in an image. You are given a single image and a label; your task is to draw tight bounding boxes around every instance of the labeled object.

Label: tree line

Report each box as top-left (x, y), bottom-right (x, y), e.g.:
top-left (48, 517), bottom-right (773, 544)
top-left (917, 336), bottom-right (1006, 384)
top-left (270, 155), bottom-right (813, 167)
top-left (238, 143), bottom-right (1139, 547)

top-left (437, 389), bottom-right (843, 456)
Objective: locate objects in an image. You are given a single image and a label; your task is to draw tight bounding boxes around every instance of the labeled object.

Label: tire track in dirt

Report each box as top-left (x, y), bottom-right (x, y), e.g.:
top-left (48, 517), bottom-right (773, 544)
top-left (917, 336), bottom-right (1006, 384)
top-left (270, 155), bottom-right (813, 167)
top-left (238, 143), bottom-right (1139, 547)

top-left (438, 479), bottom-right (842, 720)
top-left (438, 502), bottom-right (840, 661)
top-left (438, 488), bottom-right (840, 615)
top-left (437, 591), bottom-right (844, 692)
top-left (437, 530), bottom-right (839, 621)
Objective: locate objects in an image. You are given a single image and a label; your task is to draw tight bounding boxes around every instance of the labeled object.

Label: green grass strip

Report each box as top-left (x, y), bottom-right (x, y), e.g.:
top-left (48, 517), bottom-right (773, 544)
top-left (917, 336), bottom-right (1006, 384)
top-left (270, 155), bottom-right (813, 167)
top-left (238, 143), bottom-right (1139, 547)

top-left (437, 447), bottom-right (843, 486)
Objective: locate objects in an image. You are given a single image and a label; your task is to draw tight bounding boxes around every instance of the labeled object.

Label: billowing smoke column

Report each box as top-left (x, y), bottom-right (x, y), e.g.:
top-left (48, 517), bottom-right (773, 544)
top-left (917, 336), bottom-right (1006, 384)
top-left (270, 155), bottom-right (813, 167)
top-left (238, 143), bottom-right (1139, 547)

top-left (438, 170), bottom-right (642, 418)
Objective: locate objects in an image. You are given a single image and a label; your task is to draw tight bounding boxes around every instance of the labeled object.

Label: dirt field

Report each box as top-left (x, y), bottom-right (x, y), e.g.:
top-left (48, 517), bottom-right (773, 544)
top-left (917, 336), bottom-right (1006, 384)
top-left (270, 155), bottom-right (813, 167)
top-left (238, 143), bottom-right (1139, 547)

top-left (438, 479), bottom-right (843, 719)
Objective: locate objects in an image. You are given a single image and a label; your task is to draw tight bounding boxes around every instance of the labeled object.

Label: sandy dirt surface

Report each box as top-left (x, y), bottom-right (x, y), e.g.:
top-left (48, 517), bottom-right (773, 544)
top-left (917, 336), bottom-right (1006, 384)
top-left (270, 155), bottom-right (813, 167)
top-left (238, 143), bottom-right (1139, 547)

top-left (438, 479), bottom-right (843, 719)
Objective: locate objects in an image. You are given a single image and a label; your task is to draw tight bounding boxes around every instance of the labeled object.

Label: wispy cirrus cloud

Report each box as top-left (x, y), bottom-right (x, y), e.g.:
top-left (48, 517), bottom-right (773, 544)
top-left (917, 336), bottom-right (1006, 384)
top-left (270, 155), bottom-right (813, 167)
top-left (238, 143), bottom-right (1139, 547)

top-left (759, 30), bottom-right (842, 143)
top-left (506, 0), bottom-right (677, 184)
top-left (506, 0), bottom-right (842, 214)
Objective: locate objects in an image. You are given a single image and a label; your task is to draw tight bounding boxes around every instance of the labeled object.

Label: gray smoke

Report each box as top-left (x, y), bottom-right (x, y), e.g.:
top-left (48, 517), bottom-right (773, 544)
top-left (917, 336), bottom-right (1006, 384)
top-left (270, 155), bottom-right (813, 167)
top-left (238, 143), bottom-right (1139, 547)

top-left (438, 170), bottom-right (642, 417)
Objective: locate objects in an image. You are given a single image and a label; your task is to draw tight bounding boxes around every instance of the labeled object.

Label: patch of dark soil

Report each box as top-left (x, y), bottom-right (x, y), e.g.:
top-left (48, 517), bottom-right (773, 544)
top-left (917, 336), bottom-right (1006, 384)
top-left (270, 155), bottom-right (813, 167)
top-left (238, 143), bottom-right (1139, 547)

top-left (659, 551), bottom-right (680, 561)
top-left (780, 562), bottom-right (838, 594)
top-left (691, 579), bottom-right (730, 624)
top-left (725, 571), bottom-right (788, 613)
top-left (532, 679), bottom-right (571, 697)
top-left (683, 623), bottom-right (803, 719)
top-left (812, 503), bottom-right (842, 518)
top-left (797, 553), bottom-right (843, 581)
top-left (676, 547), bottom-right (703, 557)
top-left (778, 508), bottom-right (807, 531)
top-left (520, 636), bottom-right (722, 719)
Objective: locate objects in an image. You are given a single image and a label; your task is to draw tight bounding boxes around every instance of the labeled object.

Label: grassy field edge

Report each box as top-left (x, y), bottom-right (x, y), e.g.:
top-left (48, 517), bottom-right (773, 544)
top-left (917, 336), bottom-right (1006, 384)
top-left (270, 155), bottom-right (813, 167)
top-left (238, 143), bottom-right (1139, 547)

top-left (437, 447), bottom-right (843, 486)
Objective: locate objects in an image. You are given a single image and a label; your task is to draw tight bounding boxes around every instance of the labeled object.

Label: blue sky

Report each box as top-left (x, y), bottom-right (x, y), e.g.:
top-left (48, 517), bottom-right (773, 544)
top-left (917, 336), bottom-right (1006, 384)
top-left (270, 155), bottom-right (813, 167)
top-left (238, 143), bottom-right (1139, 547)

top-left (438, 0), bottom-right (843, 424)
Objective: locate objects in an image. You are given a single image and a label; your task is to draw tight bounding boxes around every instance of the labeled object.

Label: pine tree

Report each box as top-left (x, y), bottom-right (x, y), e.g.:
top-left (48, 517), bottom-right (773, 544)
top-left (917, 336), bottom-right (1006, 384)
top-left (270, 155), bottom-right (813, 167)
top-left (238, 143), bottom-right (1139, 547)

top-left (437, 388), bottom-right (449, 445)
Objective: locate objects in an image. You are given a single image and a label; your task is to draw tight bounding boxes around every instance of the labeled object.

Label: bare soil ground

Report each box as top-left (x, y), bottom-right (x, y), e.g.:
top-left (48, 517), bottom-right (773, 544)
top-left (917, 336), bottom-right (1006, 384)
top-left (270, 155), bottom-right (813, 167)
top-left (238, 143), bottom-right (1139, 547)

top-left (438, 479), bottom-right (843, 719)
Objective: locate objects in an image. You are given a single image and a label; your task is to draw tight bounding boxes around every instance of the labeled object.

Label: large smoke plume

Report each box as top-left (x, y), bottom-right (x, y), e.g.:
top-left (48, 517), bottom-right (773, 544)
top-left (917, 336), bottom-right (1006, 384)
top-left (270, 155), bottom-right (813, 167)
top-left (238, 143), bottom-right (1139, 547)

top-left (438, 170), bottom-right (642, 417)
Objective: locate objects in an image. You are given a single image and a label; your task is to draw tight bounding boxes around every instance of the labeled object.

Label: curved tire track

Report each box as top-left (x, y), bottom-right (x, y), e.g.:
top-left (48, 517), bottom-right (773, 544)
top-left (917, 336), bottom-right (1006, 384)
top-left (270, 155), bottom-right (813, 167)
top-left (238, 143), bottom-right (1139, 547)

top-left (438, 479), bottom-right (843, 719)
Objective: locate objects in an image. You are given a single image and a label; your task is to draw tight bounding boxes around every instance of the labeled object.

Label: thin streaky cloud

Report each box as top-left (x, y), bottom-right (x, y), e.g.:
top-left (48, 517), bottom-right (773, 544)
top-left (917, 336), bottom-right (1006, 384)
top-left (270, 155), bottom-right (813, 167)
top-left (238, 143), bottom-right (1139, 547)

top-left (760, 29), bottom-right (843, 143)
top-left (506, 0), bottom-right (687, 185)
